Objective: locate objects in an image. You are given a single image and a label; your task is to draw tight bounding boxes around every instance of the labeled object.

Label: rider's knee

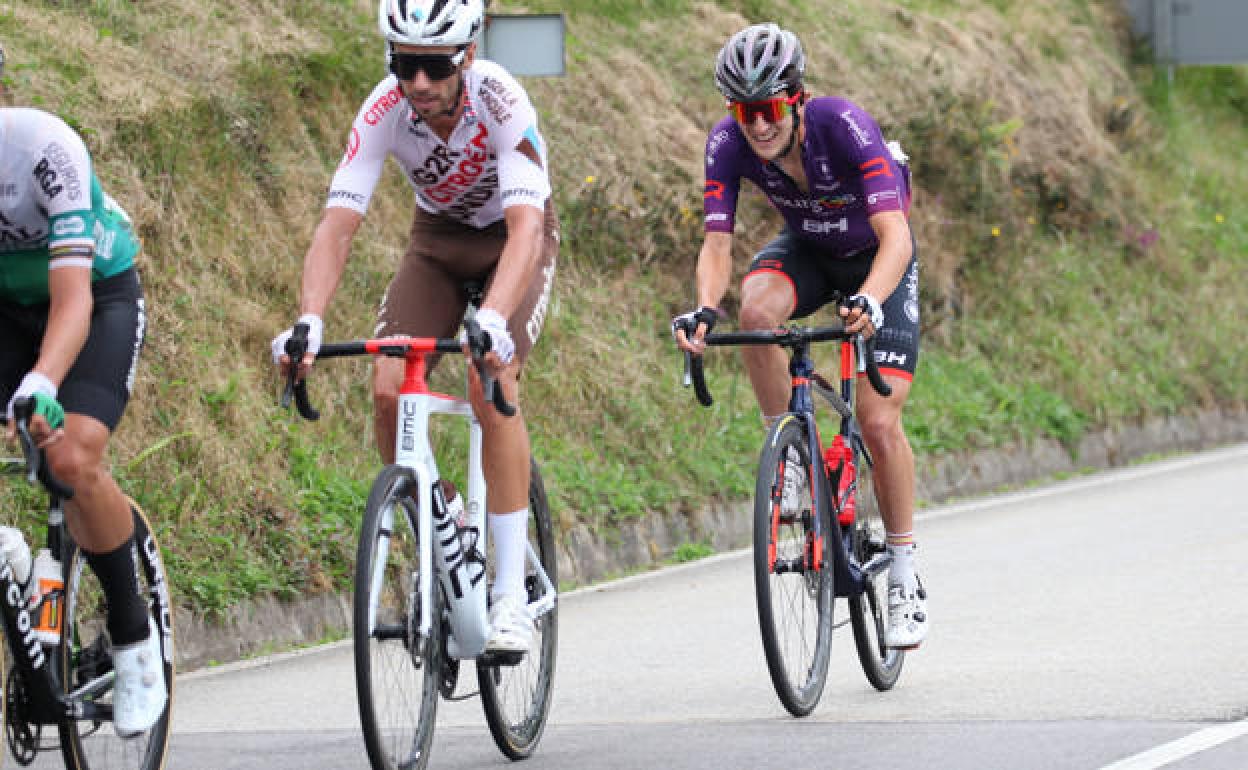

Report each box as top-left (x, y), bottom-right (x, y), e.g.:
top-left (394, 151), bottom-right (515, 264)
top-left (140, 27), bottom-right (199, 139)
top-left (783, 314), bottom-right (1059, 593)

top-left (46, 438), bottom-right (103, 489)
top-left (859, 411), bottom-right (907, 450)
top-left (739, 303), bottom-right (782, 331)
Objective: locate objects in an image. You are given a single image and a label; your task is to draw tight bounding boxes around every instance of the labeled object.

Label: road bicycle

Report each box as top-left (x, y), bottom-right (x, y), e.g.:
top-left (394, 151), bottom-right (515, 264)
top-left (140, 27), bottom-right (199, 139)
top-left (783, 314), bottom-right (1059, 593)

top-left (0, 398), bottom-right (175, 769)
top-left (679, 318), bottom-right (904, 716)
top-left (282, 302), bottom-right (558, 770)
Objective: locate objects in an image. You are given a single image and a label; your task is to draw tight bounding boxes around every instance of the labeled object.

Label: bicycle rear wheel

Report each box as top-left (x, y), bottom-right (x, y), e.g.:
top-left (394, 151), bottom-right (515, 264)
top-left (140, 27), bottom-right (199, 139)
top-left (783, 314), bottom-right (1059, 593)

top-left (355, 465), bottom-right (442, 770)
top-left (753, 416), bottom-right (834, 717)
top-left (60, 503), bottom-right (175, 770)
top-left (848, 453), bottom-right (905, 690)
top-left (479, 459), bottom-right (558, 759)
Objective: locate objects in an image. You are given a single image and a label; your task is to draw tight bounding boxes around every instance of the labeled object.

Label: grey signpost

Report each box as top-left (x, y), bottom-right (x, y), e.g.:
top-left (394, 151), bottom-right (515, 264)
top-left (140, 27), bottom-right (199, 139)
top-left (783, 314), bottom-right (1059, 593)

top-left (478, 13), bottom-right (566, 77)
top-left (1124, 0), bottom-right (1248, 78)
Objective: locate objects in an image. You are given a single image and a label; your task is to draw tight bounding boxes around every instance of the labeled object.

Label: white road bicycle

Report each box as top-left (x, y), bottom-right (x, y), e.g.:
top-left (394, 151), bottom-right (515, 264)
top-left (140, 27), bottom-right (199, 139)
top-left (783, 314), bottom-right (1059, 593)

top-left (282, 309), bottom-right (558, 770)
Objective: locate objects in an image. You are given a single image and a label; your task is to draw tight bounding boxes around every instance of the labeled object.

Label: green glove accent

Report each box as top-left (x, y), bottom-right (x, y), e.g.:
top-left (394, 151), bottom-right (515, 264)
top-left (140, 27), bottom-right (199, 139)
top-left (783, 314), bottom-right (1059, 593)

top-left (31, 392), bottom-right (65, 430)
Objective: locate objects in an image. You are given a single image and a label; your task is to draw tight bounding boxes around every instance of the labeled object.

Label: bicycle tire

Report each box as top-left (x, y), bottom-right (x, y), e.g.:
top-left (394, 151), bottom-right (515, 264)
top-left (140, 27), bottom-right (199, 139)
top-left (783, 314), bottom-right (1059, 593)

top-left (847, 452), bottom-right (905, 690)
top-left (355, 465), bottom-right (442, 770)
top-left (753, 417), bottom-right (834, 717)
top-left (60, 503), bottom-right (175, 770)
top-left (479, 458), bottom-right (558, 759)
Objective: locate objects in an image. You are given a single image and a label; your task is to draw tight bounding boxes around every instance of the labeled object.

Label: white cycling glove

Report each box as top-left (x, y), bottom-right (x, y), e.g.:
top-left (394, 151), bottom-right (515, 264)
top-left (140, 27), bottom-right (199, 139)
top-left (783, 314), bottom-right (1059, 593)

top-left (6, 371), bottom-right (57, 422)
top-left (270, 313), bottom-right (323, 365)
top-left (848, 293), bottom-right (884, 332)
top-left (474, 308), bottom-right (514, 365)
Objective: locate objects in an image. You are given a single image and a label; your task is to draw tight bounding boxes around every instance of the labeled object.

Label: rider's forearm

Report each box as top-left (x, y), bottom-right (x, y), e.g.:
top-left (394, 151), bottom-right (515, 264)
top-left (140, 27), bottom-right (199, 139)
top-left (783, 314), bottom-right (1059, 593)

top-left (859, 212), bottom-right (913, 303)
top-left (34, 271), bottom-right (94, 386)
top-left (299, 211), bottom-right (359, 317)
top-left (695, 232), bottom-right (734, 310)
top-left (481, 205), bottom-right (544, 319)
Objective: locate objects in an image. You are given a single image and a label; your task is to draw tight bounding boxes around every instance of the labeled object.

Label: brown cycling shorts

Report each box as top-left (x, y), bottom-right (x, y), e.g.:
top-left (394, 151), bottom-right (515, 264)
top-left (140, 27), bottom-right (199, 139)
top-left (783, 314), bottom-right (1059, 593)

top-left (375, 202), bottom-right (559, 369)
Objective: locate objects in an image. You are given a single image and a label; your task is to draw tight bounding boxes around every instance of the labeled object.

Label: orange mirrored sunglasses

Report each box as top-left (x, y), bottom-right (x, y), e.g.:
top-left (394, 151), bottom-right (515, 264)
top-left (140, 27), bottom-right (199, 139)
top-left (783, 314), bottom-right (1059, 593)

top-left (727, 92), bottom-right (802, 125)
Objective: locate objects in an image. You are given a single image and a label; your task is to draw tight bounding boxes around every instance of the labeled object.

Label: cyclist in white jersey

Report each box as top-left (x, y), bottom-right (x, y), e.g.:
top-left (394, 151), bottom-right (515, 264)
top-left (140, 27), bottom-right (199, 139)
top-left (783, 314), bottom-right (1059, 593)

top-left (0, 54), bottom-right (166, 735)
top-left (273, 0), bottom-right (558, 655)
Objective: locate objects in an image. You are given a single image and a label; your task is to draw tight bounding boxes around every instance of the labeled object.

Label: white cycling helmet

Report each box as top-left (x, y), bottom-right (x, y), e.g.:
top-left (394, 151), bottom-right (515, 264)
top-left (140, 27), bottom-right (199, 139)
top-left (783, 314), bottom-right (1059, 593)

top-left (714, 23), bottom-right (805, 102)
top-left (378, 0), bottom-right (485, 47)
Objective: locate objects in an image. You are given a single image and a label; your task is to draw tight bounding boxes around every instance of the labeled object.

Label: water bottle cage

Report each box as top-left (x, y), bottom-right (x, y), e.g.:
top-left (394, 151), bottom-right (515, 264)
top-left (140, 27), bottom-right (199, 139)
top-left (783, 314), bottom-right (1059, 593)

top-left (459, 525), bottom-right (487, 571)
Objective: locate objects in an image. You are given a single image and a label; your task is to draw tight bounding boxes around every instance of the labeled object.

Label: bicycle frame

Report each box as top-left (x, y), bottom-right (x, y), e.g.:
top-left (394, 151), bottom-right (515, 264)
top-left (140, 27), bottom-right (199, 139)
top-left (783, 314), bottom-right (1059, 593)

top-left (390, 342), bottom-right (491, 657)
top-left (815, 337), bottom-right (893, 598)
top-left (0, 443), bottom-right (112, 725)
top-left (306, 338), bottom-right (556, 660)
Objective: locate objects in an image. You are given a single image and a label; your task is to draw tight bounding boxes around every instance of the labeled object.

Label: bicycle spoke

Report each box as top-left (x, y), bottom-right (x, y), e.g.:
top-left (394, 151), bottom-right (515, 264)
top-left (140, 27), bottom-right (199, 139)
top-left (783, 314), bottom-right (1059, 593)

top-left (356, 467), bottom-right (439, 770)
top-left (754, 420), bottom-right (833, 717)
top-left (61, 506), bottom-right (174, 770)
top-left (479, 461), bottom-right (558, 760)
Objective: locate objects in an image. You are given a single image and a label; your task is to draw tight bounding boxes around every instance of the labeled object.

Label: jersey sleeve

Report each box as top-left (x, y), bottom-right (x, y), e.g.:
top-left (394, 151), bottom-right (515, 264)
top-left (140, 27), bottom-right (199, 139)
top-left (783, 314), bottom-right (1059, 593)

top-left (826, 100), bottom-right (910, 217)
top-left (703, 117), bottom-right (744, 234)
top-left (38, 116), bottom-right (96, 271)
top-left (474, 63), bottom-right (551, 210)
top-left (325, 79), bottom-right (405, 215)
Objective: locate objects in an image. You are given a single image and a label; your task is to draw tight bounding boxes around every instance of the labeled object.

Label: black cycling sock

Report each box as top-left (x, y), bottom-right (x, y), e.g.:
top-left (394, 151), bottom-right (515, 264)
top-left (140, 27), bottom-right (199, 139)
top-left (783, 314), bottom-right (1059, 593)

top-left (83, 536), bottom-right (150, 647)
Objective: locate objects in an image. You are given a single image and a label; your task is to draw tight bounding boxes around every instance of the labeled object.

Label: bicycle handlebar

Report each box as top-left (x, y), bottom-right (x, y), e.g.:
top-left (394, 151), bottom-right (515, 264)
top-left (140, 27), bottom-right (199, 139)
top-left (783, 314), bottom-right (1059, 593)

top-left (0, 397), bottom-right (75, 500)
top-left (280, 321), bottom-right (517, 421)
top-left (680, 324), bottom-right (893, 408)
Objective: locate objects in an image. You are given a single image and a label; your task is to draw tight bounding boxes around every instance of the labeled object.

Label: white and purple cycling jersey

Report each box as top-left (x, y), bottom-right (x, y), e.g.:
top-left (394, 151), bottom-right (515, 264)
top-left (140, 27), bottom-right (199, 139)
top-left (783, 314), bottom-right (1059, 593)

top-left (703, 96), bottom-right (910, 256)
top-left (328, 59), bottom-right (551, 228)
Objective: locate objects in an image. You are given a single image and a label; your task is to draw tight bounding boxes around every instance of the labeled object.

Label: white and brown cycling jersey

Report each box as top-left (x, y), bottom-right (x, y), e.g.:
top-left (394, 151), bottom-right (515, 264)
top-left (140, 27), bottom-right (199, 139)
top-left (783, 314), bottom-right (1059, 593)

top-left (327, 58), bottom-right (552, 228)
top-left (329, 58), bottom-right (558, 365)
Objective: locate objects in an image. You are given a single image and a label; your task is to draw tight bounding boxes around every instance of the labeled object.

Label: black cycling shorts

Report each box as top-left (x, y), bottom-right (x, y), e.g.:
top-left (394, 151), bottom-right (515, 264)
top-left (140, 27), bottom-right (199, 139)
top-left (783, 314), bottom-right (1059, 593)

top-left (0, 268), bottom-right (146, 431)
top-left (746, 230), bottom-right (920, 380)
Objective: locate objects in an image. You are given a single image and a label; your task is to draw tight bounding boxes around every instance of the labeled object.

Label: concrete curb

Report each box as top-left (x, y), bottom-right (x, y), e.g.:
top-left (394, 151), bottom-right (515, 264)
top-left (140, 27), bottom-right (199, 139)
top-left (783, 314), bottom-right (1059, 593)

top-left (175, 405), bottom-right (1248, 672)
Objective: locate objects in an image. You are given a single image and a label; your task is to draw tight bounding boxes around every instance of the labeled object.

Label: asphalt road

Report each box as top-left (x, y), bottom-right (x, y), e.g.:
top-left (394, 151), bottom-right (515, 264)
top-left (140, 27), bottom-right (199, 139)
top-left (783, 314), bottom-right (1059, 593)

top-left (16, 444), bottom-right (1248, 769)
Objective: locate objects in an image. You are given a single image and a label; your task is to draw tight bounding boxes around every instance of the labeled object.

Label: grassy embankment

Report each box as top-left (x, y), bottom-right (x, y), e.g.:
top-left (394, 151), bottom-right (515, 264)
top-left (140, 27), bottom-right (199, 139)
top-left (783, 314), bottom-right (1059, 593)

top-left (1, 0), bottom-right (1243, 619)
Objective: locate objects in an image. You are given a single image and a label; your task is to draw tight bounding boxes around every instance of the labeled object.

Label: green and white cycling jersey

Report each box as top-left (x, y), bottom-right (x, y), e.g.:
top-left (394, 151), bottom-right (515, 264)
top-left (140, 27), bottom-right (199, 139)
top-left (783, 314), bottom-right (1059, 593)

top-left (0, 107), bottom-right (139, 305)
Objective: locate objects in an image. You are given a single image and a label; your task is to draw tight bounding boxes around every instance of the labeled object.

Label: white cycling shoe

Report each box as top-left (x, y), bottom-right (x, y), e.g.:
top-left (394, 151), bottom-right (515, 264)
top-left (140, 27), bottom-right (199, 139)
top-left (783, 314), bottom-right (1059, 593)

top-left (112, 620), bottom-right (168, 738)
top-left (485, 594), bottom-right (534, 655)
top-left (885, 579), bottom-right (928, 650)
top-left (782, 446), bottom-right (807, 515)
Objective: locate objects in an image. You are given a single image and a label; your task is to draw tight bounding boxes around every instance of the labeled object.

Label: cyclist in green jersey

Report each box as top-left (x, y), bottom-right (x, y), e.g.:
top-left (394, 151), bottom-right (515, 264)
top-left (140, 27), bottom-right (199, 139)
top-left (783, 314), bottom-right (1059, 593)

top-left (0, 52), bottom-right (167, 736)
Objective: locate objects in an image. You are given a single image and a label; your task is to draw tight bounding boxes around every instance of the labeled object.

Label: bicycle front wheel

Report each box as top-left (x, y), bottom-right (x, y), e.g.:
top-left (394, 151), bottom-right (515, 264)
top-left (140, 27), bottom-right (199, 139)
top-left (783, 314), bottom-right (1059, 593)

top-left (355, 465), bottom-right (442, 770)
top-left (848, 453), bottom-right (905, 690)
top-left (60, 502), bottom-right (175, 770)
top-left (479, 458), bottom-right (558, 759)
top-left (753, 416), bottom-right (834, 717)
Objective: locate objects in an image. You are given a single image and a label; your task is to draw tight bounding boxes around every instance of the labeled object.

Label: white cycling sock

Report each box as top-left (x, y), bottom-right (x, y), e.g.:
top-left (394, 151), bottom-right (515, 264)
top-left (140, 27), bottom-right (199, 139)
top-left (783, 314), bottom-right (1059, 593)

top-left (489, 509), bottom-right (529, 601)
top-left (886, 532), bottom-right (917, 590)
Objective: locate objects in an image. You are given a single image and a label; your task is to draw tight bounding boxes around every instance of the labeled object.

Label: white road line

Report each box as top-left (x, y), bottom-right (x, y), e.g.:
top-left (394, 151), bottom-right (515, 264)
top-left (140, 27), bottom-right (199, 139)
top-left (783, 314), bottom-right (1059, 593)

top-left (1097, 720), bottom-right (1248, 769)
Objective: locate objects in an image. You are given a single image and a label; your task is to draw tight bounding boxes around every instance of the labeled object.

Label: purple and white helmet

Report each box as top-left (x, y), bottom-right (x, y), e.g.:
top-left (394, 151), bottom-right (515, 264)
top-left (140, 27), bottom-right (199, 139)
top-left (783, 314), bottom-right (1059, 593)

top-left (714, 23), bottom-right (805, 102)
top-left (378, 0), bottom-right (485, 47)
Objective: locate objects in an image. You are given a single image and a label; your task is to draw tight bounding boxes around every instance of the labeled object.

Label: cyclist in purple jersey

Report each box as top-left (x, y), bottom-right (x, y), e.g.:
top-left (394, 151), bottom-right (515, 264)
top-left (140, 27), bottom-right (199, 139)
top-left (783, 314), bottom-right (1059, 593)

top-left (674, 23), bottom-right (927, 649)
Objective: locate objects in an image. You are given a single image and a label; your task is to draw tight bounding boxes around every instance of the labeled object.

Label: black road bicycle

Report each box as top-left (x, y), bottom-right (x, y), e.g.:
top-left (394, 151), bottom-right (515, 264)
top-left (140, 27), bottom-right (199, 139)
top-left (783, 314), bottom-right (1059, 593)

top-left (0, 398), bottom-right (175, 769)
top-left (680, 320), bottom-right (905, 716)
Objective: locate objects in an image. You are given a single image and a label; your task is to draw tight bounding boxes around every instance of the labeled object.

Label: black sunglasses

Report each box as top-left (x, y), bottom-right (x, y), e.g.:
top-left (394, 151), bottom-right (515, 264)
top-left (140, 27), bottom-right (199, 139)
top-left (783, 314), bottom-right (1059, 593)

top-left (389, 50), bottom-right (465, 82)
